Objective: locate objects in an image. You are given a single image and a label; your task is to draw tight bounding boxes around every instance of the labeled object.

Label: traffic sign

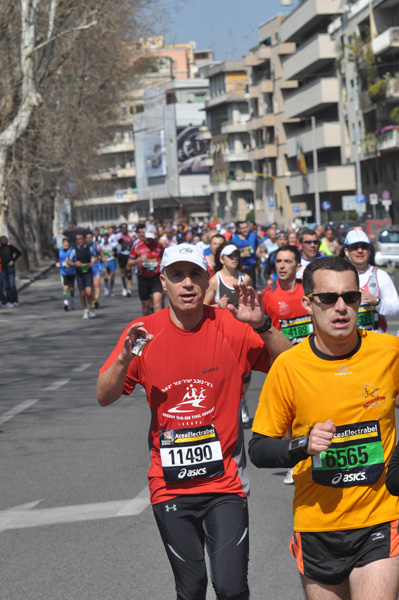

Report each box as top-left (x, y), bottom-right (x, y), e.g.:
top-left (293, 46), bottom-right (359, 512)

top-left (321, 201), bottom-right (331, 210)
top-left (355, 194), bottom-right (366, 203)
top-left (116, 191), bottom-right (124, 201)
top-left (369, 193), bottom-right (378, 205)
top-left (342, 195), bottom-right (356, 210)
top-left (382, 190), bottom-right (391, 200)
top-left (268, 200), bottom-right (274, 208)
top-left (382, 199), bottom-right (392, 210)
top-left (292, 205), bottom-right (301, 214)
top-left (299, 210), bottom-right (312, 217)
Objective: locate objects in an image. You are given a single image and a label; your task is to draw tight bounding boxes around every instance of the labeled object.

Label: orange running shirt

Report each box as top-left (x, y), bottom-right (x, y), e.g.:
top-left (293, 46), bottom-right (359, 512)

top-left (252, 330), bottom-right (399, 532)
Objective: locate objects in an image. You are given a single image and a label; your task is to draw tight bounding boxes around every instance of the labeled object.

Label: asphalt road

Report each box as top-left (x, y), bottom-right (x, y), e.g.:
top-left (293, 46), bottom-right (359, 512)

top-left (1, 268), bottom-right (399, 600)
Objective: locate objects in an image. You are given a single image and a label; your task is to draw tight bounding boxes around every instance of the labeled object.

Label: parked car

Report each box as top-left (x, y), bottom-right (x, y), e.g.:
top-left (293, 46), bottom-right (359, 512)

top-left (334, 222), bottom-right (358, 245)
top-left (364, 219), bottom-right (392, 242)
top-left (374, 227), bottom-right (399, 267)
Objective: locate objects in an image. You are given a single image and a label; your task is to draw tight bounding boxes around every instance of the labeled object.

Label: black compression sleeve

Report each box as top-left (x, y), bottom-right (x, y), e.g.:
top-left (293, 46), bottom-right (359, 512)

top-left (386, 441), bottom-right (399, 496)
top-left (249, 432), bottom-right (309, 469)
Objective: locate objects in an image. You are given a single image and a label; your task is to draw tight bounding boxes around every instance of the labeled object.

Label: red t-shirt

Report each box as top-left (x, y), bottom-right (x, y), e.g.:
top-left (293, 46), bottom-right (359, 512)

top-left (99, 306), bottom-right (270, 504)
top-left (129, 239), bottom-right (163, 277)
top-left (261, 280), bottom-right (313, 344)
top-left (117, 233), bottom-right (133, 255)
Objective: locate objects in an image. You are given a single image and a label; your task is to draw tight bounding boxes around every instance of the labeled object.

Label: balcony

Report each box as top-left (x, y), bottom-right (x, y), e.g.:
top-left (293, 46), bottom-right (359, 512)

top-left (280, 80), bottom-right (298, 90)
top-left (98, 141), bottom-right (135, 154)
top-left (289, 165), bottom-right (356, 197)
top-left (280, 0), bottom-right (344, 43)
top-left (372, 27), bottom-right (399, 56)
top-left (205, 90), bottom-right (247, 108)
top-left (278, 42), bottom-right (296, 56)
top-left (248, 145), bottom-right (277, 160)
top-left (245, 46), bottom-right (271, 67)
top-left (201, 156), bottom-right (214, 167)
top-left (284, 77), bottom-right (339, 119)
top-left (247, 113), bottom-right (275, 130)
top-left (209, 177), bottom-right (256, 193)
top-left (287, 121), bottom-right (341, 157)
top-left (377, 128), bottom-right (399, 153)
top-left (92, 166), bottom-right (136, 180)
top-left (222, 151), bottom-right (251, 162)
top-left (221, 120), bottom-right (249, 134)
top-left (75, 190), bottom-right (138, 206)
top-left (197, 127), bottom-right (212, 140)
top-left (282, 34), bottom-right (336, 81)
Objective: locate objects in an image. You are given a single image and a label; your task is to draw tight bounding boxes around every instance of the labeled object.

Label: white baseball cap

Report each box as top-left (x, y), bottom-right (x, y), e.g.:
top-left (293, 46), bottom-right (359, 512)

top-left (144, 224), bottom-right (157, 239)
top-left (160, 243), bottom-right (208, 272)
top-left (220, 244), bottom-right (239, 257)
top-left (344, 230), bottom-right (370, 246)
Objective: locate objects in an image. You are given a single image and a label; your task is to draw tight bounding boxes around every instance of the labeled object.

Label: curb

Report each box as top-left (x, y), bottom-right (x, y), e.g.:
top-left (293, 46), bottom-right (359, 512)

top-left (17, 262), bottom-right (56, 293)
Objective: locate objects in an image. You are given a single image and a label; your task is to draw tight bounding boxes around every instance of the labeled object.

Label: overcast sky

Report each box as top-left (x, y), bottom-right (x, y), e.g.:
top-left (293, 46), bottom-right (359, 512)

top-left (163, 0), bottom-right (298, 61)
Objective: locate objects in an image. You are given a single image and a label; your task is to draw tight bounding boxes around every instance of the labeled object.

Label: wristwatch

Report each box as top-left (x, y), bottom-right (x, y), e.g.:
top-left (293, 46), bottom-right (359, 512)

top-left (375, 297), bottom-right (381, 307)
top-left (288, 435), bottom-right (308, 454)
top-left (253, 314), bottom-right (272, 334)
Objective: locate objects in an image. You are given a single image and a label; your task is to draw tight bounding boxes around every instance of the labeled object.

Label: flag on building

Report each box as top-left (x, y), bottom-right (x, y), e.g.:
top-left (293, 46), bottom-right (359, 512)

top-left (296, 141), bottom-right (307, 175)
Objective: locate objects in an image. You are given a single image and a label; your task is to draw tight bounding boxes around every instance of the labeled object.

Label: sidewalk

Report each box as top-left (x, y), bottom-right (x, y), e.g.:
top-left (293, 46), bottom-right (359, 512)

top-left (16, 259), bottom-right (56, 292)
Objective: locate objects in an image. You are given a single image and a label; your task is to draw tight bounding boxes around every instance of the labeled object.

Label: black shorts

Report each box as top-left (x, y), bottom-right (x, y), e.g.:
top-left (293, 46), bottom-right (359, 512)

top-left (290, 520), bottom-right (399, 585)
top-left (137, 274), bottom-right (162, 301)
top-left (117, 254), bottom-right (130, 269)
top-left (153, 493), bottom-right (249, 600)
top-left (62, 275), bottom-right (75, 287)
top-left (76, 271), bottom-right (93, 291)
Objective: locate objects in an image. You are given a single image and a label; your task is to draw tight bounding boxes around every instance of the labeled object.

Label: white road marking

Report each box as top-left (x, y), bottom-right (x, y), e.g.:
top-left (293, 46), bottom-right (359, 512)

top-left (0, 399), bottom-right (39, 426)
top-left (72, 363), bottom-right (92, 373)
top-left (44, 379), bottom-right (70, 391)
top-left (0, 487), bottom-right (150, 532)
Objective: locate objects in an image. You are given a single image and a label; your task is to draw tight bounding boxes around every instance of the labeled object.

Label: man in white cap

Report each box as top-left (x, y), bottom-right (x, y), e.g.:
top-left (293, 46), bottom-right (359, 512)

top-left (97, 243), bottom-right (291, 600)
top-left (127, 223), bottom-right (164, 315)
top-left (343, 229), bottom-right (399, 332)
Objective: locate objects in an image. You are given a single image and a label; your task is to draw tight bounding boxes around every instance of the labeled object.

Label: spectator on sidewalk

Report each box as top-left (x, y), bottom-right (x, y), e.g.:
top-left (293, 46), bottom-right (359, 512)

top-left (0, 236), bottom-right (22, 307)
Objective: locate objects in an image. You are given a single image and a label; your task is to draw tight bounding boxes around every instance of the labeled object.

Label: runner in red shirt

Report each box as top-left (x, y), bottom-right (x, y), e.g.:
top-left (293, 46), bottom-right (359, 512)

top-left (97, 243), bottom-right (291, 600)
top-left (128, 224), bottom-right (164, 316)
top-left (261, 244), bottom-right (313, 485)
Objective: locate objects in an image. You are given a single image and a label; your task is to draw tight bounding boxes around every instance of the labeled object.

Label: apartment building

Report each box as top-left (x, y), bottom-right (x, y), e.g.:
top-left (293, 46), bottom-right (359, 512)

top-left (199, 60), bottom-right (254, 222)
top-left (280, 0), bottom-right (356, 223)
top-left (134, 77), bottom-right (211, 223)
top-left (74, 39), bottom-right (205, 228)
top-left (245, 15), bottom-right (298, 225)
top-left (330, 0), bottom-right (399, 223)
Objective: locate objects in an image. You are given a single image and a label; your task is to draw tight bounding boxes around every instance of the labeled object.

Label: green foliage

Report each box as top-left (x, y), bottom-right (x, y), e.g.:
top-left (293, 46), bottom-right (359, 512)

top-left (368, 79), bottom-right (387, 102)
top-left (338, 211), bottom-right (358, 221)
top-left (246, 209), bottom-right (255, 222)
top-left (390, 106), bottom-right (399, 124)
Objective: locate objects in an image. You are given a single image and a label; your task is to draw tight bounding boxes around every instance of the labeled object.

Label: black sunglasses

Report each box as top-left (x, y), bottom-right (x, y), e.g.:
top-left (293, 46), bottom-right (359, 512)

top-left (307, 291), bottom-right (362, 305)
top-left (347, 243), bottom-right (369, 251)
top-left (303, 240), bottom-right (320, 245)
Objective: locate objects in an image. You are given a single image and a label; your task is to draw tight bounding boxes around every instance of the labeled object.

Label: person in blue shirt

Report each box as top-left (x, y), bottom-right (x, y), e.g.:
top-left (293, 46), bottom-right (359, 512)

top-left (231, 221), bottom-right (259, 288)
top-left (56, 238), bottom-right (77, 311)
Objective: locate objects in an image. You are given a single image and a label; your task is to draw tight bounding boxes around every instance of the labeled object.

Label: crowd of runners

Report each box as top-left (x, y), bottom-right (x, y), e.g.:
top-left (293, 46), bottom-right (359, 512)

top-left (91, 216), bottom-right (399, 600)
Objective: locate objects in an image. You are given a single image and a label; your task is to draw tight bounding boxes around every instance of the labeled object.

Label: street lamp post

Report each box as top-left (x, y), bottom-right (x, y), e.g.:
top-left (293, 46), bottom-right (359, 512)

top-left (311, 116), bottom-right (321, 225)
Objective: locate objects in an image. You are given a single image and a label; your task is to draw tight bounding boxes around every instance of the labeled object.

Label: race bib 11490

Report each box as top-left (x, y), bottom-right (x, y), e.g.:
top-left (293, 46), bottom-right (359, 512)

top-left (159, 424), bottom-right (224, 483)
